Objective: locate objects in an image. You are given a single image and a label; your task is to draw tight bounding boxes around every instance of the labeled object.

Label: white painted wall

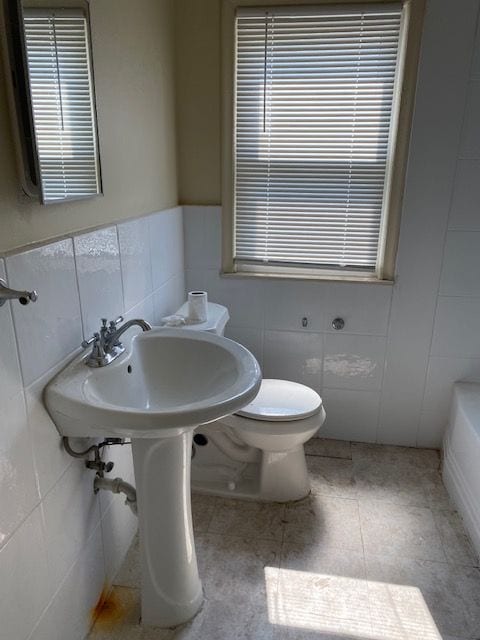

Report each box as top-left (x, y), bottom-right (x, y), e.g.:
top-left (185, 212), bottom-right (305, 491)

top-left (184, 0), bottom-right (480, 449)
top-left (0, 207), bottom-right (185, 640)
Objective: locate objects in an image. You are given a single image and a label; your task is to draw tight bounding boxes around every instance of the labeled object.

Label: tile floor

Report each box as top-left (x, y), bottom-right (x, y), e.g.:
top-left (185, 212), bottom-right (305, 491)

top-left (88, 440), bottom-right (480, 640)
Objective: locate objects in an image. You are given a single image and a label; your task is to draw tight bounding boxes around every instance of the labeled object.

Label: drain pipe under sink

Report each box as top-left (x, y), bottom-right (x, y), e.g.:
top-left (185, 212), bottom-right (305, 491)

top-left (94, 476), bottom-right (138, 516)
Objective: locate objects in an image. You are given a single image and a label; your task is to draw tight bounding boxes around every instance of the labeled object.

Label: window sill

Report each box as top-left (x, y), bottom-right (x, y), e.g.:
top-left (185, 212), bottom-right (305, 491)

top-left (220, 269), bottom-right (394, 285)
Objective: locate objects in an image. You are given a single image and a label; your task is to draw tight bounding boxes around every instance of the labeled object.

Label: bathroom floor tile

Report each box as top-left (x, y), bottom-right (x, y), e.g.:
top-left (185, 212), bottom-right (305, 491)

top-left (196, 533), bottom-right (280, 598)
top-left (433, 509), bottom-right (479, 567)
top-left (359, 500), bottom-right (446, 562)
top-left (351, 442), bottom-right (440, 469)
top-left (91, 442), bottom-right (480, 640)
top-left (115, 537), bottom-right (140, 589)
top-left (283, 495), bottom-right (363, 552)
top-left (188, 597), bottom-right (275, 640)
top-left (272, 586), bottom-right (373, 640)
top-left (191, 493), bottom-right (216, 533)
top-left (280, 540), bottom-right (366, 579)
top-left (304, 437), bottom-right (352, 459)
top-left (274, 630), bottom-right (370, 640)
top-left (306, 456), bottom-right (357, 499)
top-left (276, 543), bottom-right (370, 635)
top-left (208, 498), bottom-right (286, 542)
top-left (179, 535), bottom-right (279, 640)
top-left (353, 458), bottom-right (430, 507)
top-left (421, 468), bottom-right (455, 511)
top-left (365, 554), bottom-right (480, 639)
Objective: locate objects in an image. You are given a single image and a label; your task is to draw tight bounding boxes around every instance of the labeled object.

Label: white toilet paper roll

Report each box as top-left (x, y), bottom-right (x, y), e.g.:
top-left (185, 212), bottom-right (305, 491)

top-left (187, 291), bottom-right (208, 323)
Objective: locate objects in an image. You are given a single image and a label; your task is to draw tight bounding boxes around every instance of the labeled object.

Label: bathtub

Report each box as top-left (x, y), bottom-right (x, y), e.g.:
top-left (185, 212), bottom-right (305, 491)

top-left (443, 382), bottom-right (480, 557)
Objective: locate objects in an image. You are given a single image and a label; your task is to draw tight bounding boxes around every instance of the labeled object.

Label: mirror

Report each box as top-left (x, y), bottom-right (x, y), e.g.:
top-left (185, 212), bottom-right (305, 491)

top-left (1, 0), bottom-right (102, 204)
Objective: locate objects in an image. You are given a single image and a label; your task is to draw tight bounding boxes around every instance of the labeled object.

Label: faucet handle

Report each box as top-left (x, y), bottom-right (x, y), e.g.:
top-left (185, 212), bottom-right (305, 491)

top-left (108, 315), bottom-right (124, 331)
top-left (81, 332), bottom-right (100, 349)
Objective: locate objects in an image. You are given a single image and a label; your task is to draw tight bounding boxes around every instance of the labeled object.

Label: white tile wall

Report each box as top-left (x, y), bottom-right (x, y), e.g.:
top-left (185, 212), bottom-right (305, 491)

top-left (205, 269), bottom-right (265, 328)
top-left (378, 0), bottom-right (480, 446)
top-left (321, 388), bottom-right (380, 443)
top-left (418, 356), bottom-right (480, 447)
top-left (324, 283), bottom-right (392, 336)
top-left (263, 330), bottom-right (323, 392)
top-left (0, 391), bottom-right (39, 543)
top-left (418, 16), bottom-right (480, 447)
top-left (459, 79), bottom-right (480, 158)
top-left (25, 362), bottom-right (75, 499)
top-left (184, 205), bottom-right (222, 270)
top-left (473, 16), bottom-right (480, 77)
top-left (0, 507), bottom-right (51, 640)
top-left (264, 280), bottom-right (328, 332)
top-left (448, 160), bottom-right (480, 230)
top-left (323, 334), bottom-right (386, 392)
top-left (152, 272), bottom-right (186, 325)
top-left (117, 217), bottom-right (153, 311)
top-left (0, 260), bottom-right (23, 400)
top-left (0, 206), bottom-right (185, 640)
top-left (224, 326), bottom-right (264, 368)
top-left (74, 226), bottom-right (124, 337)
top-left (29, 526), bottom-right (106, 640)
top-left (183, 0), bottom-right (480, 450)
top-left (439, 232), bottom-right (480, 297)
top-left (42, 461), bottom-right (101, 587)
top-left (6, 239), bottom-right (83, 387)
top-left (100, 496), bottom-right (138, 585)
top-left (149, 207), bottom-right (185, 287)
top-left (431, 297), bottom-right (480, 358)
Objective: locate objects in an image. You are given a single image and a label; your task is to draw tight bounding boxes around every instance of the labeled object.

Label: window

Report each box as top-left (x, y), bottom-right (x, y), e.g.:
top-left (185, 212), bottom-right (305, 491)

top-left (224, 1), bottom-right (422, 281)
top-left (23, 8), bottom-right (101, 203)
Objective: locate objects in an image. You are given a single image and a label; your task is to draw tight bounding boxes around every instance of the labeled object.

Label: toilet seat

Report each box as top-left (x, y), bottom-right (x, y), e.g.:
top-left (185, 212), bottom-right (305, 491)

top-left (220, 409), bottom-right (324, 437)
top-left (219, 378), bottom-right (325, 461)
top-left (236, 379), bottom-right (322, 422)
top-left (220, 379), bottom-right (325, 439)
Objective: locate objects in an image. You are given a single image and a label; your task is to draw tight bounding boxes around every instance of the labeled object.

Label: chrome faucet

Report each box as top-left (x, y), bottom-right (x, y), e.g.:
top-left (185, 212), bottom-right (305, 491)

top-left (82, 316), bottom-right (152, 368)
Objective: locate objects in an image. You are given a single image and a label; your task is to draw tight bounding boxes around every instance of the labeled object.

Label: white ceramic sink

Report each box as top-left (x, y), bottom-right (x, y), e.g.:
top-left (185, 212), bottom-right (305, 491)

top-left (46, 328), bottom-right (261, 438)
top-left (45, 327), bottom-right (261, 628)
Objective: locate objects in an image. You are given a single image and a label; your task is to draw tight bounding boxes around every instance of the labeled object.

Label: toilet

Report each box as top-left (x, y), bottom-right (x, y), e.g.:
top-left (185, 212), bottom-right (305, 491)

top-left (170, 301), bottom-right (326, 502)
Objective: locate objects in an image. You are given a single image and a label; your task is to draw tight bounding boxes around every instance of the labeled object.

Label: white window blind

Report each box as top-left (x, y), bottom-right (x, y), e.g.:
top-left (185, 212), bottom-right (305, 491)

top-left (23, 9), bottom-right (100, 203)
top-left (234, 4), bottom-right (404, 273)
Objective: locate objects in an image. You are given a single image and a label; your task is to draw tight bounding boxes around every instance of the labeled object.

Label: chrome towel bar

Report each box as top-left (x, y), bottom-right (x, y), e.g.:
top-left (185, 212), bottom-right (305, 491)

top-left (0, 278), bottom-right (38, 306)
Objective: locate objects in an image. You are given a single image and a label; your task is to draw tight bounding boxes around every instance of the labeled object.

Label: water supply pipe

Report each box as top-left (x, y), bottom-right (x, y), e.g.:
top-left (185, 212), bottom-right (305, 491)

top-left (94, 476), bottom-right (138, 516)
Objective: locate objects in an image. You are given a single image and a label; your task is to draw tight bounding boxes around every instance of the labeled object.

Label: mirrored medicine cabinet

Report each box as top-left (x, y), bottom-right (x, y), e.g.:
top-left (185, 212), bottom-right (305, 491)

top-left (1, 0), bottom-right (102, 204)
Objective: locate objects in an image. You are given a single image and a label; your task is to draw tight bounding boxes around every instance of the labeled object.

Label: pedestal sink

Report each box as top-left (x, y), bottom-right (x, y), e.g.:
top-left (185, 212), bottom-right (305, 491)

top-left (45, 328), bottom-right (261, 627)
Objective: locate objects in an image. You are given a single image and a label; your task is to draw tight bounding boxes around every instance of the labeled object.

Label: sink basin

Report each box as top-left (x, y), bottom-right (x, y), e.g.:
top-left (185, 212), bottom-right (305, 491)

top-left (45, 327), bottom-right (261, 628)
top-left (46, 328), bottom-right (261, 438)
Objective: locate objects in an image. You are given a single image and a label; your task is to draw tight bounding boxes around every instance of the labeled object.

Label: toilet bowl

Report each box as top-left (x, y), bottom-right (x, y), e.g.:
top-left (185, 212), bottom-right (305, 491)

top-left (169, 301), bottom-right (326, 502)
top-left (220, 379), bottom-right (325, 501)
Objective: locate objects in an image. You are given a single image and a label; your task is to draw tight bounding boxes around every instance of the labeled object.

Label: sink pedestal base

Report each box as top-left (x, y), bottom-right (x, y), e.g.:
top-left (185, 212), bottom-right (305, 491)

top-left (132, 431), bottom-right (203, 627)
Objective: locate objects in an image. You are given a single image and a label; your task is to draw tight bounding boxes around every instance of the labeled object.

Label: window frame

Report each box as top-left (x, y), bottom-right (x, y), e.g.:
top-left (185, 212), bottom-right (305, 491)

top-left (221, 0), bottom-right (425, 283)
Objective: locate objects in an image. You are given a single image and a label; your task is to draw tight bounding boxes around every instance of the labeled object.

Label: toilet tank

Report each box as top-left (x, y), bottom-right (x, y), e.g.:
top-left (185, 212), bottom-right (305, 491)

top-left (173, 301), bottom-right (229, 336)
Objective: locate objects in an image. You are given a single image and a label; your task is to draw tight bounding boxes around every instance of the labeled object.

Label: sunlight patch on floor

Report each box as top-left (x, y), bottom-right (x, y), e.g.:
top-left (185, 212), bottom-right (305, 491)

top-left (265, 567), bottom-right (442, 640)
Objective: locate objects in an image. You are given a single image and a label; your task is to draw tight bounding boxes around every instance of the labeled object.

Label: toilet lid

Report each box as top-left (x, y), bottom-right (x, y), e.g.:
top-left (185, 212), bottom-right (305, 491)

top-left (236, 379), bottom-right (322, 422)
